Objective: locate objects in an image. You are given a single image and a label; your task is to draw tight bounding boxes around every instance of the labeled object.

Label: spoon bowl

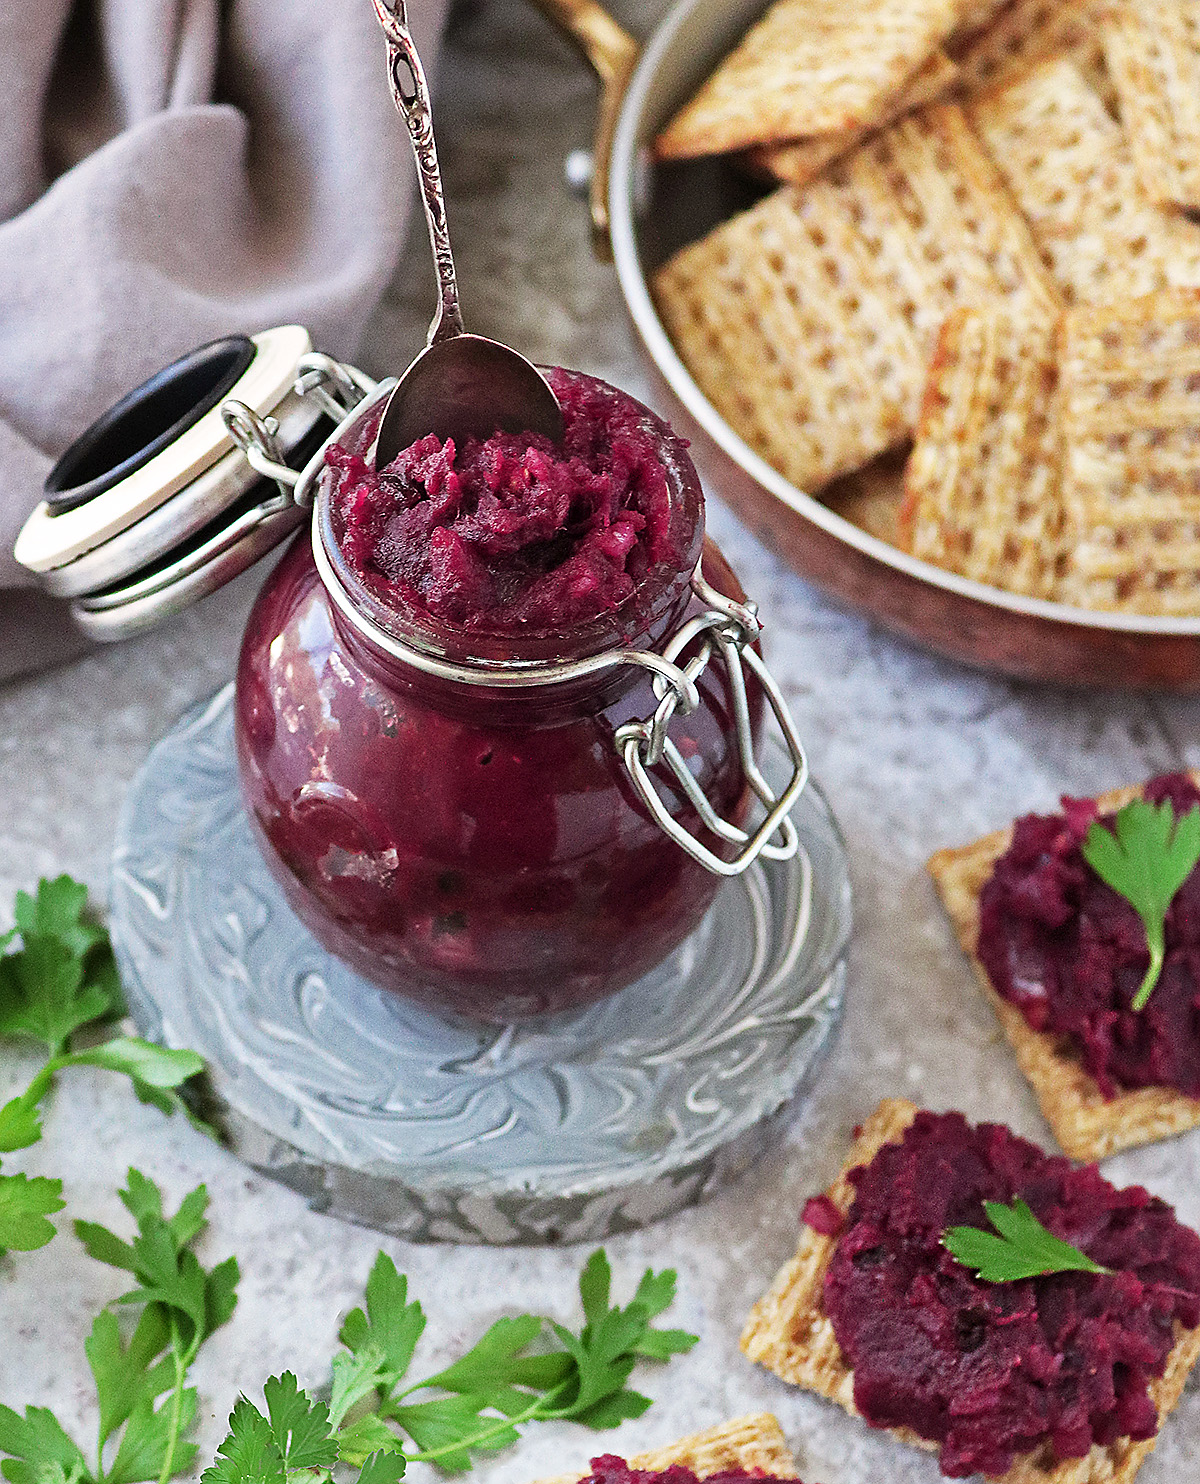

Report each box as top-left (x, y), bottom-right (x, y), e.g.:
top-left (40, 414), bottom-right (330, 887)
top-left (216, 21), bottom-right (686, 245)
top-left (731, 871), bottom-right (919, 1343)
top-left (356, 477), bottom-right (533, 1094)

top-left (375, 335), bottom-right (564, 467)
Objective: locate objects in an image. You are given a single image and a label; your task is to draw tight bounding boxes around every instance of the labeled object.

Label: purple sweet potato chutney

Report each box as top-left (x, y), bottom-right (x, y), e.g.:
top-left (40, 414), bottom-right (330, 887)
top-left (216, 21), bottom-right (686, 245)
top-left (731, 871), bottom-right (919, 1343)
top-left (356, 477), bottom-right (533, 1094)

top-left (977, 772), bottom-right (1200, 1098)
top-left (582, 1459), bottom-right (801, 1484)
top-left (820, 1110), bottom-right (1200, 1478)
top-left (328, 367), bottom-right (682, 634)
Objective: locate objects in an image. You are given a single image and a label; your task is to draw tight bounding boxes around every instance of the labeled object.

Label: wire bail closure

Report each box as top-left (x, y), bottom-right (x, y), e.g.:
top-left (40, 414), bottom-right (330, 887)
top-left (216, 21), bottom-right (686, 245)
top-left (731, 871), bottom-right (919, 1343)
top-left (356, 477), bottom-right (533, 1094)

top-left (613, 572), bottom-right (807, 877)
top-left (221, 354), bottom-right (377, 506)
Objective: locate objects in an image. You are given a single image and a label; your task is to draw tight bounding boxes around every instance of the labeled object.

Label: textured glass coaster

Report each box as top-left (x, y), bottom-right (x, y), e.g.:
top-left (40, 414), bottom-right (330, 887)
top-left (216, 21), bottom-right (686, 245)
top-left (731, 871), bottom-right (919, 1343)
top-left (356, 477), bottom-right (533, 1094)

top-left (111, 685), bottom-right (851, 1244)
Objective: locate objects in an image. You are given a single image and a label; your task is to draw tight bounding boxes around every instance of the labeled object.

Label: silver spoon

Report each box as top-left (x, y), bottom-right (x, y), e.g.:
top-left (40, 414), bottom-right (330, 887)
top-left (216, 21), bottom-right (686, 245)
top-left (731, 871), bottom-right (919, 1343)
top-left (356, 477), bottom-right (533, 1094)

top-left (371, 0), bottom-right (564, 469)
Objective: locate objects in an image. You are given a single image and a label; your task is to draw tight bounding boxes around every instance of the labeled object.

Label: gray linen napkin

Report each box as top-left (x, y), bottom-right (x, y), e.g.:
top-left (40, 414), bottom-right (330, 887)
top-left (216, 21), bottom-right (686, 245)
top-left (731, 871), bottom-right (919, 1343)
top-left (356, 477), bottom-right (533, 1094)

top-left (0, 0), bottom-right (445, 682)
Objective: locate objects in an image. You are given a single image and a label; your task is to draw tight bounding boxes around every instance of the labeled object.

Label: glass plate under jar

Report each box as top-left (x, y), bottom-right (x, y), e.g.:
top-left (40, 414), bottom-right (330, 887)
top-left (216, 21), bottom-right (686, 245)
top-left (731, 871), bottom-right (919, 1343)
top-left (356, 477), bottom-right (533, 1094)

top-left (110, 683), bottom-right (851, 1245)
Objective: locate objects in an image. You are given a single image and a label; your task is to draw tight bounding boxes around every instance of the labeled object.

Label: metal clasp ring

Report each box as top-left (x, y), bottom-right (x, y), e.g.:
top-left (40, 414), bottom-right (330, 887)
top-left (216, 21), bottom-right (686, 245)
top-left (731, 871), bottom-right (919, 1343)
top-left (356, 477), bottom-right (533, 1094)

top-left (613, 570), bottom-right (807, 878)
top-left (221, 354), bottom-right (378, 508)
top-left (220, 402), bottom-right (298, 503)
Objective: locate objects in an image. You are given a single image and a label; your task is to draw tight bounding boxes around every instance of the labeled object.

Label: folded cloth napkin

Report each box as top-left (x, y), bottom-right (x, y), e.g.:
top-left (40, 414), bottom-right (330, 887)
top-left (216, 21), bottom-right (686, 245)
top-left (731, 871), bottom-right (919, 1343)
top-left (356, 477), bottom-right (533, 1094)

top-left (0, 0), bottom-right (445, 683)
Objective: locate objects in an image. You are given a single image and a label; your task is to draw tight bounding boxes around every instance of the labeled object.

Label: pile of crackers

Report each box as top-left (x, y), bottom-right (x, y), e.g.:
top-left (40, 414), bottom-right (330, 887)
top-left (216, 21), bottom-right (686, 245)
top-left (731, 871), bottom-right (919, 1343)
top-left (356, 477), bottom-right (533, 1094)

top-left (653, 0), bottom-right (1200, 616)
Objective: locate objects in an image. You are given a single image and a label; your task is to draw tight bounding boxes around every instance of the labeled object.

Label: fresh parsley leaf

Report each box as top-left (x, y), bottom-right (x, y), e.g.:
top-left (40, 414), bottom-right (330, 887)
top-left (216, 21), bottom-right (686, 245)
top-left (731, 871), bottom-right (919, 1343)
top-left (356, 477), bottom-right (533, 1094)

top-left (390, 1396), bottom-right (518, 1472)
top-left (0, 878), bottom-right (208, 1258)
top-left (945, 1197), bottom-right (1110, 1283)
top-left (578, 1248), bottom-right (612, 1330)
top-left (105, 1389), bottom-right (198, 1484)
top-left (200, 1399), bottom-right (285, 1484)
top-left (0, 876), bottom-right (119, 1055)
top-left (104, 1172), bottom-right (207, 1253)
top-left (4, 1173), bottom-right (241, 1484)
top-left (164, 1185), bottom-right (209, 1249)
top-left (630, 1328), bottom-right (696, 1362)
top-left (339, 1254), bottom-right (427, 1380)
top-left (0, 938), bottom-right (108, 1056)
top-left (542, 1314), bottom-right (641, 1423)
top-left (115, 1227), bottom-right (212, 1342)
top-left (0, 1406), bottom-right (93, 1484)
top-left (204, 1256), bottom-right (242, 1337)
top-left (534, 1251), bottom-right (696, 1426)
top-left (262, 1373), bottom-right (339, 1472)
top-left (329, 1348), bottom-right (391, 1432)
top-left (76, 1173), bottom-right (238, 1356)
top-left (119, 1168), bottom-right (167, 1226)
top-left (559, 1389), bottom-right (652, 1431)
top-left (69, 1041), bottom-right (204, 1093)
top-left (631, 1267), bottom-right (679, 1320)
top-left (70, 1040), bottom-right (211, 1140)
top-left (0, 1173), bottom-right (65, 1251)
top-left (357, 1451), bottom-right (407, 1484)
top-left (316, 1247), bottom-right (696, 1473)
top-left (336, 1413), bottom-right (406, 1468)
top-left (84, 1309), bottom-right (174, 1449)
top-left (1082, 797), bottom-right (1200, 1010)
top-left (2, 1461), bottom-right (82, 1484)
top-left (419, 1316), bottom-right (555, 1412)
top-left (13, 878), bottom-right (105, 960)
top-left (0, 1100), bottom-right (42, 1156)
top-left (74, 1220), bottom-right (139, 1274)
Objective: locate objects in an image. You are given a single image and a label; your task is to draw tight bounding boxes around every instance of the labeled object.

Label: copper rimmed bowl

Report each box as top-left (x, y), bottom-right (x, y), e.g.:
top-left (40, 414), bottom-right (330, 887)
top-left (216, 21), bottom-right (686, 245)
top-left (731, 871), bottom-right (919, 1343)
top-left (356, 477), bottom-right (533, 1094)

top-left (535, 0), bottom-right (1200, 689)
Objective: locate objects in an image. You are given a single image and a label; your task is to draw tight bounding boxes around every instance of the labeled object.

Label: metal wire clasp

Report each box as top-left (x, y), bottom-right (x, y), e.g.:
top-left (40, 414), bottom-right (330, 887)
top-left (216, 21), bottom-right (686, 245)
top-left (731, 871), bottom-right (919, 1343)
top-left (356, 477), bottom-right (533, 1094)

top-left (221, 354), bottom-right (377, 506)
top-left (613, 571), bottom-right (807, 877)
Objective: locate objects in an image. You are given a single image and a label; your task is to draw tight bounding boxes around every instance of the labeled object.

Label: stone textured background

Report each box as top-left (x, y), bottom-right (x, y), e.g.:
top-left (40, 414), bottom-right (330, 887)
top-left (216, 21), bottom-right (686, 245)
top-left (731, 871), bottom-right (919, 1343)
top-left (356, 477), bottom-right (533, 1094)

top-left (3, 2), bottom-right (1200, 1481)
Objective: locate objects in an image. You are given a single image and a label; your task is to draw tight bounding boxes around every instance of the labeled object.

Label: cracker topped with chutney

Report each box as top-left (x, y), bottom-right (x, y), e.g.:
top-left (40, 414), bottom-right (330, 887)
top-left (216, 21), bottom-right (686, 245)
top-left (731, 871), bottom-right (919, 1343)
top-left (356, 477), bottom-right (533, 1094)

top-left (929, 773), bottom-right (1200, 1160)
top-left (742, 1099), bottom-right (1200, 1483)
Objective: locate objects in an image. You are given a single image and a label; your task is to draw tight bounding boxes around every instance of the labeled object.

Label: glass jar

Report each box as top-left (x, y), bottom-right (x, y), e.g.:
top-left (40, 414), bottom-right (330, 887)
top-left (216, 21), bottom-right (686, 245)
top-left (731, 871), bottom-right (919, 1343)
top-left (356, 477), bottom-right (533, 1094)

top-left (14, 332), bottom-right (806, 1026)
top-left (234, 372), bottom-right (803, 1021)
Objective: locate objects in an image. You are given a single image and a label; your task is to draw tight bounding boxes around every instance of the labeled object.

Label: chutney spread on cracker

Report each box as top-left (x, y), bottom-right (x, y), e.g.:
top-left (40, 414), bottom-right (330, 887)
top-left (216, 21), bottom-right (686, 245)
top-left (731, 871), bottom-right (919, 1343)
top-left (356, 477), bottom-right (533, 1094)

top-left (977, 773), bottom-right (1200, 1098)
top-left (821, 1109), bottom-right (1200, 1477)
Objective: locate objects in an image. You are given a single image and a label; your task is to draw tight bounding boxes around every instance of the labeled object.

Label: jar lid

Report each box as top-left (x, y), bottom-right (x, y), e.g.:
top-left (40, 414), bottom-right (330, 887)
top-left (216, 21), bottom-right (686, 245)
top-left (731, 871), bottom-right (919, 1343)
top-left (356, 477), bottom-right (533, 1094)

top-left (12, 325), bottom-right (361, 642)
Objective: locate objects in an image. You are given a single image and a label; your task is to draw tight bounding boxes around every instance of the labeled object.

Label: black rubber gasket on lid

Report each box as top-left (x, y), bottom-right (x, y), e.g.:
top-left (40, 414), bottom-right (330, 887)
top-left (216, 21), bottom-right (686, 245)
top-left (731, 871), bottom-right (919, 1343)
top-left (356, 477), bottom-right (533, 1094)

top-left (45, 335), bottom-right (258, 515)
top-left (79, 413), bottom-right (337, 605)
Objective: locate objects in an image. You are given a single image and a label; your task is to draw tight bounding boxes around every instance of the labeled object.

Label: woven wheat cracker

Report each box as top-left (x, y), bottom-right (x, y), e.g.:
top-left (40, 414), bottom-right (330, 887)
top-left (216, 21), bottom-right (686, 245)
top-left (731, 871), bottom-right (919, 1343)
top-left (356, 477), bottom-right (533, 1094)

top-left (1055, 290), bottom-right (1200, 616)
top-left (952, 0), bottom-right (1115, 108)
top-left (531, 1414), bottom-right (797, 1484)
top-left (653, 105), bottom-right (1057, 492)
top-left (742, 1097), bottom-right (1200, 1484)
top-left (928, 776), bottom-right (1200, 1161)
top-left (824, 105), bottom-right (1059, 340)
top-left (1103, 1), bottom-right (1200, 210)
top-left (751, 49), bottom-right (958, 189)
top-left (899, 305), bottom-right (1065, 596)
top-left (654, 0), bottom-right (967, 160)
top-left (653, 185), bottom-right (921, 492)
top-left (969, 58), bottom-right (1200, 307)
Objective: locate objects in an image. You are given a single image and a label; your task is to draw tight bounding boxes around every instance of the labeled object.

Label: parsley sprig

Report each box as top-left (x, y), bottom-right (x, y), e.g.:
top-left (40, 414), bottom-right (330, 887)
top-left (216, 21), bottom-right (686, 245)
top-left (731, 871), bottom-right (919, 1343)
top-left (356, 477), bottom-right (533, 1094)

top-left (1081, 797), bottom-right (1200, 1011)
top-left (0, 877), bottom-right (205, 1252)
top-left (203, 1249), bottom-right (698, 1484)
top-left (0, 1170), bottom-right (238, 1484)
top-left (944, 1197), bottom-right (1109, 1283)
top-left (0, 876), bottom-right (697, 1484)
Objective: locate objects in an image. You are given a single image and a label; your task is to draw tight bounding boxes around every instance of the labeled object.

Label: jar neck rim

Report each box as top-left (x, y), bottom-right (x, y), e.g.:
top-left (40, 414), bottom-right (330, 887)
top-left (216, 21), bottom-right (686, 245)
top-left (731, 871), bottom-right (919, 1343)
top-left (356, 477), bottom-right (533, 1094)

top-left (313, 515), bottom-right (709, 690)
top-left (310, 366), bottom-right (709, 685)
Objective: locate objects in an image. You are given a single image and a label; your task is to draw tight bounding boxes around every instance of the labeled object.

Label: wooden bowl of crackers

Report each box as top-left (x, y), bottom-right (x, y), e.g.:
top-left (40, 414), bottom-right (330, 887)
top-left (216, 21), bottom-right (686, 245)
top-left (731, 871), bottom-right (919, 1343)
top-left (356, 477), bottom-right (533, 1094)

top-left (552, 0), bottom-right (1200, 687)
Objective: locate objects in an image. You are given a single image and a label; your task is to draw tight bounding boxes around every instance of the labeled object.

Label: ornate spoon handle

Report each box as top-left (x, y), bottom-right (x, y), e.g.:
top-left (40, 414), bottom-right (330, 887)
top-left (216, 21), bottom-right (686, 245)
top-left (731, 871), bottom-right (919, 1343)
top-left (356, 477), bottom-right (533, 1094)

top-left (373, 0), bottom-right (465, 345)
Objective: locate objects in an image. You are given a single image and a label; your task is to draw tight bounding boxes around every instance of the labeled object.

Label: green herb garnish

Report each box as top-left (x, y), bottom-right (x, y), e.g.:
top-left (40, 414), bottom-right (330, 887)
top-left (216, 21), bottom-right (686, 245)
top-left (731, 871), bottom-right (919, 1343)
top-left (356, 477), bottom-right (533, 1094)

top-left (203, 1248), bottom-right (698, 1484)
top-left (944, 1197), bottom-right (1109, 1283)
top-left (0, 1170), bottom-right (238, 1484)
top-left (0, 877), bottom-right (206, 1252)
top-left (1081, 797), bottom-right (1200, 1011)
top-left (0, 875), bottom-right (698, 1484)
